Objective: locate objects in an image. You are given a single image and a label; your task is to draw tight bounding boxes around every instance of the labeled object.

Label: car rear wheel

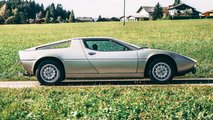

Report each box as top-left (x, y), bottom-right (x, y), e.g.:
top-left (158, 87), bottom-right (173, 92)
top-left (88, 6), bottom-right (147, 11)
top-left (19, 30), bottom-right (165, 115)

top-left (36, 60), bottom-right (64, 85)
top-left (148, 58), bottom-right (175, 84)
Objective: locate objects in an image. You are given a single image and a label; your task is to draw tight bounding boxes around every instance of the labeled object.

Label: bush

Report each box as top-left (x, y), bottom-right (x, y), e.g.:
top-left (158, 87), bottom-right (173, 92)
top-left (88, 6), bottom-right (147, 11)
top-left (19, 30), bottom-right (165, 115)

top-left (206, 16), bottom-right (213, 19)
top-left (143, 17), bottom-right (149, 21)
top-left (97, 18), bottom-right (111, 22)
top-left (111, 17), bottom-right (120, 21)
top-left (162, 16), bottom-right (171, 20)
top-left (170, 16), bottom-right (205, 20)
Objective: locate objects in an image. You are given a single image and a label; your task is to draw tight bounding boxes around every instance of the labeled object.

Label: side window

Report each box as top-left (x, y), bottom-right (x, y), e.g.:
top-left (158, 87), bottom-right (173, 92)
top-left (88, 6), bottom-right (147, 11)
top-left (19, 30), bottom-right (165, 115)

top-left (37, 41), bottom-right (71, 50)
top-left (84, 39), bottom-right (129, 51)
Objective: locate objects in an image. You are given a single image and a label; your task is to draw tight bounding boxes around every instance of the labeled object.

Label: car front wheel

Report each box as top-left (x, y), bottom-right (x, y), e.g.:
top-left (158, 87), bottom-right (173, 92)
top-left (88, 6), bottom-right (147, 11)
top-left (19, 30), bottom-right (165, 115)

top-left (148, 58), bottom-right (175, 84)
top-left (36, 60), bottom-right (64, 85)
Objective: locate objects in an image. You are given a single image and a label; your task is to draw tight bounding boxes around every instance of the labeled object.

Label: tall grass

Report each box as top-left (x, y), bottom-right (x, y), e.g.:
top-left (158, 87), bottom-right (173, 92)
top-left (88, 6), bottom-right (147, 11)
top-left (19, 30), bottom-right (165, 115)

top-left (0, 86), bottom-right (212, 119)
top-left (0, 19), bottom-right (213, 80)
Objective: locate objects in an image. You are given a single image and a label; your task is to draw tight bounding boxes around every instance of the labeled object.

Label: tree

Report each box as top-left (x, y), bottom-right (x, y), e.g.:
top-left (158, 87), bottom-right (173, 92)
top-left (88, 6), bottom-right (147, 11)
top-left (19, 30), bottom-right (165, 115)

top-left (0, 3), bottom-right (7, 17)
top-left (37, 11), bottom-right (43, 19)
top-left (55, 4), bottom-right (67, 21)
top-left (97, 15), bottom-right (102, 21)
top-left (57, 16), bottom-right (62, 23)
top-left (19, 11), bottom-right (27, 24)
top-left (29, 1), bottom-right (36, 19)
top-left (5, 16), bottom-right (15, 24)
top-left (13, 8), bottom-right (21, 24)
top-left (45, 10), bottom-right (50, 23)
top-left (0, 15), bottom-right (5, 24)
top-left (68, 13), bottom-right (72, 22)
top-left (0, 3), bottom-right (10, 20)
top-left (66, 10), bottom-right (71, 20)
top-left (71, 10), bottom-right (75, 22)
top-left (49, 3), bottom-right (56, 22)
top-left (0, 1), bottom-right (74, 24)
top-left (174, 0), bottom-right (181, 5)
top-left (68, 10), bottom-right (75, 22)
top-left (56, 4), bottom-right (63, 17)
top-left (153, 2), bottom-right (163, 20)
top-left (97, 15), bottom-right (111, 22)
top-left (35, 3), bottom-right (41, 14)
top-left (40, 3), bottom-right (44, 12)
top-left (5, 9), bottom-right (12, 17)
top-left (0, 1), bottom-right (5, 8)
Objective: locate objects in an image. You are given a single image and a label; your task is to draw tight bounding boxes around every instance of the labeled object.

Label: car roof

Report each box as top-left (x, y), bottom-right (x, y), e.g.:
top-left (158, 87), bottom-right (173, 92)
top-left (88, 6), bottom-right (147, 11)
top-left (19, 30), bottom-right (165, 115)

top-left (25, 37), bottom-right (115, 51)
top-left (72, 37), bottom-right (113, 40)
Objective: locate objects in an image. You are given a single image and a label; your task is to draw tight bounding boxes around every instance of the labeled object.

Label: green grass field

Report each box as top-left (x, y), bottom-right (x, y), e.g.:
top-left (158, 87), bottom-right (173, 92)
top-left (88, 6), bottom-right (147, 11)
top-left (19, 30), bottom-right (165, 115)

top-left (0, 20), bottom-right (213, 119)
top-left (0, 19), bottom-right (213, 80)
top-left (0, 86), bottom-right (212, 119)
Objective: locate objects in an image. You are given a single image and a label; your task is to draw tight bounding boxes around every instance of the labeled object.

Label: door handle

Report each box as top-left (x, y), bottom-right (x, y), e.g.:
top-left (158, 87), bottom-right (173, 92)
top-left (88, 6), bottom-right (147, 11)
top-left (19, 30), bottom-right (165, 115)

top-left (88, 52), bottom-right (96, 55)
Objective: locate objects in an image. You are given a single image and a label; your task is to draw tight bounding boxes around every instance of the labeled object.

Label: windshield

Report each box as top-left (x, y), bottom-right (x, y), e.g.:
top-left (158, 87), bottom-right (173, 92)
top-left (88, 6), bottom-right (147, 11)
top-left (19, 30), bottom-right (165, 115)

top-left (115, 39), bottom-right (141, 50)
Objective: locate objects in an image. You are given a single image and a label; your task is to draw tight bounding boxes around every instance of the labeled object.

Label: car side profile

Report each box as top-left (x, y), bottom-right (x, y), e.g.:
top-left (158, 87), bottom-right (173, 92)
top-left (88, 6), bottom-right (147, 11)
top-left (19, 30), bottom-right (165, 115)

top-left (19, 37), bottom-right (197, 85)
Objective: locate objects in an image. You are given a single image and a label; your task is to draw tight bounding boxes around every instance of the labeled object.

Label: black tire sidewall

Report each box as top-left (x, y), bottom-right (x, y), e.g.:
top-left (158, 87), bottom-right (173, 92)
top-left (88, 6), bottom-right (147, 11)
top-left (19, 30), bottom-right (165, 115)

top-left (36, 60), bottom-right (64, 85)
top-left (148, 58), bottom-right (175, 84)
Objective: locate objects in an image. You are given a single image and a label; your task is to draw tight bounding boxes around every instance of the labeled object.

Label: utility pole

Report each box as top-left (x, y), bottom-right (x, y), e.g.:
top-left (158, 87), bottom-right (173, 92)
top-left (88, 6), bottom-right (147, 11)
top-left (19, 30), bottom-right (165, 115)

top-left (123, 0), bottom-right (126, 26)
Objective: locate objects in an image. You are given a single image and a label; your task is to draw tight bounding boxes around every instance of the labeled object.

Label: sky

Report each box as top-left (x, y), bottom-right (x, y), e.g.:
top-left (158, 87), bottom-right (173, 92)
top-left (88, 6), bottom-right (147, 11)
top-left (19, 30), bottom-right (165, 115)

top-left (35, 0), bottom-right (213, 18)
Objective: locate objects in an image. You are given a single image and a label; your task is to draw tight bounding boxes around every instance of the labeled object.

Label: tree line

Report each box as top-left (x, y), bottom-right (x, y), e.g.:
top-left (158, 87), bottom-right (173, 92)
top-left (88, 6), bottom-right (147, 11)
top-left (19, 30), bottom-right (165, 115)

top-left (0, 0), bottom-right (75, 24)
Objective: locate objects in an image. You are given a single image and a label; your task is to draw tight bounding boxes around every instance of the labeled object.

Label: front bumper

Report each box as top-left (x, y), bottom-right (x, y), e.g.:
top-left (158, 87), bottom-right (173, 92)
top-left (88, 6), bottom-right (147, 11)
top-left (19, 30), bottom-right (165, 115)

top-left (177, 65), bottom-right (197, 76)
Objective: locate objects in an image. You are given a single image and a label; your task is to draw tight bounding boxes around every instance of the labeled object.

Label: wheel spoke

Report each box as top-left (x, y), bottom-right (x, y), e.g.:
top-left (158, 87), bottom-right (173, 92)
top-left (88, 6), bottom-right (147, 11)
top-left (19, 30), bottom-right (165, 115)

top-left (152, 62), bottom-right (171, 81)
top-left (40, 64), bottom-right (59, 82)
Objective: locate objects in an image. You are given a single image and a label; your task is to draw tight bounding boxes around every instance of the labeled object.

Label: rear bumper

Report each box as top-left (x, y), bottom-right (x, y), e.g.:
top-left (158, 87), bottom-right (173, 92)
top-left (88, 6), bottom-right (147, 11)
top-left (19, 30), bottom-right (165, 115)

top-left (19, 60), bottom-right (35, 75)
top-left (177, 65), bottom-right (197, 76)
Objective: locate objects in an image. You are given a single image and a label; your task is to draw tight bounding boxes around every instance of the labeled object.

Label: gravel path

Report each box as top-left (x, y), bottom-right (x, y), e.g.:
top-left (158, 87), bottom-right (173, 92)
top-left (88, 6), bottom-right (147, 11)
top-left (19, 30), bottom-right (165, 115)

top-left (0, 78), bottom-right (212, 88)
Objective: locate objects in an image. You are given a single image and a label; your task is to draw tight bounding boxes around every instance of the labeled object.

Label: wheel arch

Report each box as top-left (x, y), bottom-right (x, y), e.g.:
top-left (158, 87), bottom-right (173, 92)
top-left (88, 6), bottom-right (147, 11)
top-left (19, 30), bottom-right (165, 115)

top-left (33, 56), bottom-right (65, 76)
top-left (144, 54), bottom-right (177, 78)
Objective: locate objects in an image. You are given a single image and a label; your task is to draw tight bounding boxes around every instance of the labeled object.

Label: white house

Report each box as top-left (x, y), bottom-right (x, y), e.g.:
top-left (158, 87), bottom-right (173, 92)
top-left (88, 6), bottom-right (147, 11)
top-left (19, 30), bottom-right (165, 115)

top-left (120, 16), bottom-right (136, 22)
top-left (136, 6), bottom-right (155, 19)
top-left (127, 16), bottom-right (137, 21)
top-left (136, 6), bottom-right (169, 20)
top-left (76, 17), bottom-right (94, 22)
top-left (169, 3), bottom-right (200, 17)
top-left (120, 5), bottom-right (170, 21)
top-left (120, 16), bottom-right (128, 22)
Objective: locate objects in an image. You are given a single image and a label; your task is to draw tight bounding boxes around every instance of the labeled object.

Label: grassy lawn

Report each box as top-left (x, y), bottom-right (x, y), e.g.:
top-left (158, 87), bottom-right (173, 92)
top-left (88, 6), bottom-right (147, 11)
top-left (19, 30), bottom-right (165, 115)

top-left (0, 20), bottom-right (213, 119)
top-left (0, 19), bottom-right (213, 80)
top-left (0, 85), bottom-right (212, 119)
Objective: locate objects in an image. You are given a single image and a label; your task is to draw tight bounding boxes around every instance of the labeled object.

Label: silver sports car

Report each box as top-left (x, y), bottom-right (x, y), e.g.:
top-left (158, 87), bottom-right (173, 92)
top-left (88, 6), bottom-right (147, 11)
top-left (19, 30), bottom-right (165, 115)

top-left (19, 37), bottom-right (197, 85)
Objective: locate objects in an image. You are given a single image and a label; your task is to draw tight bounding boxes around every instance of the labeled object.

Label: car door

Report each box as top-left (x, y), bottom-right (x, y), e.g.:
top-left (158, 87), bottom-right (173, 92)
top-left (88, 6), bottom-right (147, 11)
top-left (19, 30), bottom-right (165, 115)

top-left (82, 38), bottom-right (138, 73)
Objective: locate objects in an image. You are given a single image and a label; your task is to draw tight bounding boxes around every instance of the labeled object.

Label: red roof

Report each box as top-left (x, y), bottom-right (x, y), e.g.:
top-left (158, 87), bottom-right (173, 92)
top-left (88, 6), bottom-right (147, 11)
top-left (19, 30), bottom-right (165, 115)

top-left (204, 9), bottom-right (213, 13)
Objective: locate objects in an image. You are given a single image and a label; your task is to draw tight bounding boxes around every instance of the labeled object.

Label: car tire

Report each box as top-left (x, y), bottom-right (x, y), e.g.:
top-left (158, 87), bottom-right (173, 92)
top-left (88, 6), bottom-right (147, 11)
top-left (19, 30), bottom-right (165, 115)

top-left (36, 60), bottom-right (64, 85)
top-left (148, 58), bottom-right (175, 84)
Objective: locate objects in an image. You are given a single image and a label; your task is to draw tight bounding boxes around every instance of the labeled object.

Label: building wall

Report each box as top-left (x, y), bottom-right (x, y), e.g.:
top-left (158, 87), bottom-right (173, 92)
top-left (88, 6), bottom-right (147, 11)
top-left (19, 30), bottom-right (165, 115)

top-left (128, 17), bottom-right (137, 21)
top-left (139, 9), bottom-right (149, 18)
top-left (120, 18), bottom-right (128, 22)
top-left (169, 9), bottom-right (176, 16)
top-left (203, 12), bottom-right (213, 17)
